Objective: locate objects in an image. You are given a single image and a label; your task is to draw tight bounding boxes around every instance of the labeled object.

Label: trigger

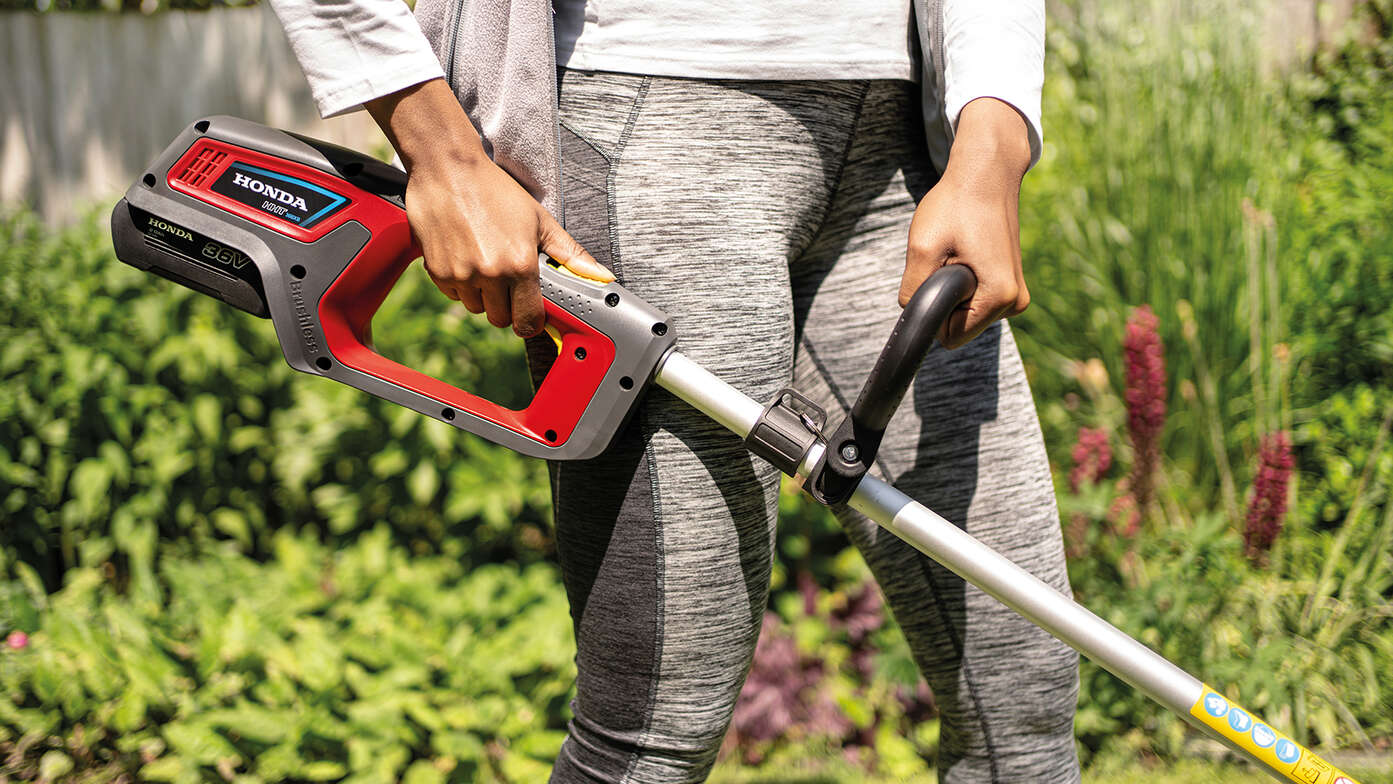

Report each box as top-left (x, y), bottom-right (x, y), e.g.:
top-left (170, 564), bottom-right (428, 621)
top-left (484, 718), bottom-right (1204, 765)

top-left (544, 325), bottom-right (564, 353)
top-left (542, 254), bottom-right (610, 284)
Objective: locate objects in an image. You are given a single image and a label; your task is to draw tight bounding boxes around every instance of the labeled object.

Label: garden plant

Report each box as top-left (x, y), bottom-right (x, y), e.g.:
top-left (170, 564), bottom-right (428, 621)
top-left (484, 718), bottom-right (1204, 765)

top-left (3, 0), bottom-right (1392, 781)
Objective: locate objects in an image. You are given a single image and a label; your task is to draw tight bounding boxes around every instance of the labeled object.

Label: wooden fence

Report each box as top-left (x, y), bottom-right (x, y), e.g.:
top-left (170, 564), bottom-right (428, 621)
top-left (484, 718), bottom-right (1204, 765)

top-left (0, 3), bottom-right (384, 222)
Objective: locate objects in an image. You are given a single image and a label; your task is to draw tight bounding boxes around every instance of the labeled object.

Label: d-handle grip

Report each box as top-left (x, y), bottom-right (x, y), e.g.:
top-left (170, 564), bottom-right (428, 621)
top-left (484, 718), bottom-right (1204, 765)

top-left (809, 264), bottom-right (977, 505)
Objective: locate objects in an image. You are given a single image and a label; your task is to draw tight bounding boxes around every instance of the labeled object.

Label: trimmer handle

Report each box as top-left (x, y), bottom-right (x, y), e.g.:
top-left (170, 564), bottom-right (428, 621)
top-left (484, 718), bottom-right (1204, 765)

top-left (112, 116), bottom-right (675, 460)
top-left (808, 264), bottom-right (976, 504)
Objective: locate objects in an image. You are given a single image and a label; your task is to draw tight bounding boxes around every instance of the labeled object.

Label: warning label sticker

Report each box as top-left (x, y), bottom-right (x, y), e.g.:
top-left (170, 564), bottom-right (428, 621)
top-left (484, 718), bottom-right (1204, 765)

top-left (1189, 686), bottom-right (1360, 784)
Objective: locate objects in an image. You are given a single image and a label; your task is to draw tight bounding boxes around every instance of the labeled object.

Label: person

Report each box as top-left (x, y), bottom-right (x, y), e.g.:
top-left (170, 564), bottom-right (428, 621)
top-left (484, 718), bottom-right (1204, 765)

top-left (267, 0), bottom-right (1080, 781)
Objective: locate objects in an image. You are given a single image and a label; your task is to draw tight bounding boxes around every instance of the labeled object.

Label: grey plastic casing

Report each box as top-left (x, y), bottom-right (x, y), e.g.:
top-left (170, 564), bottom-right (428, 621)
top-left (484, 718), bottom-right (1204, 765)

top-left (111, 115), bottom-right (676, 460)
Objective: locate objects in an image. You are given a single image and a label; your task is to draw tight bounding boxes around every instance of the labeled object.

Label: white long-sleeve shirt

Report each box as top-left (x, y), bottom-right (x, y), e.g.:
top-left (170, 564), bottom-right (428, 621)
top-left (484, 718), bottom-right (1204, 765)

top-left (267, 0), bottom-right (1044, 168)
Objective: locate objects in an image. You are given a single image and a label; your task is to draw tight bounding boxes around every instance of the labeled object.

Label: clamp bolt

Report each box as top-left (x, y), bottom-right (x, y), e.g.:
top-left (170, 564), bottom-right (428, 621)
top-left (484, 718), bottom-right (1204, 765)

top-left (840, 443), bottom-right (860, 462)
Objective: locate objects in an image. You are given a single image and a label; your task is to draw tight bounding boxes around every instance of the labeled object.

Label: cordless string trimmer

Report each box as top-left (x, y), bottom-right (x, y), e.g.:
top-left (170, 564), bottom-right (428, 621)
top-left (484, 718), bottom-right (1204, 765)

top-left (112, 116), bottom-right (1361, 784)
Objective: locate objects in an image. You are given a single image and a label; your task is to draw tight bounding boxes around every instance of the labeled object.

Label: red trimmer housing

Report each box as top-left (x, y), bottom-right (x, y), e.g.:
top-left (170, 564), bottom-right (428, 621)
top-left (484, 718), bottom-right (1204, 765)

top-left (111, 116), bottom-right (675, 459)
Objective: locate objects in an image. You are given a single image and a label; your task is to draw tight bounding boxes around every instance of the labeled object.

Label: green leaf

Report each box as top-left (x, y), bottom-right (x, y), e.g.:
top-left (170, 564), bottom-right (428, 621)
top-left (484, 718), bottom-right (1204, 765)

top-left (192, 395), bottom-right (223, 441)
top-left (38, 750), bottom-right (73, 781)
top-left (164, 721), bottom-right (241, 765)
top-left (498, 751), bottom-right (552, 783)
top-left (407, 461), bottom-right (439, 505)
top-left (204, 703), bottom-right (289, 745)
top-left (140, 756), bottom-right (196, 783)
top-left (514, 730), bottom-right (566, 761)
top-left (301, 761), bottom-right (349, 781)
top-left (401, 760), bottom-right (445, 784)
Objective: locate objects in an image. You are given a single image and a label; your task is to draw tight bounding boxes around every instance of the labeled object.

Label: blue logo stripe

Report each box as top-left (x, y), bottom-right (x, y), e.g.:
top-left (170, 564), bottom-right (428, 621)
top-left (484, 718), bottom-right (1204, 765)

top-left (231, 162), bottom-right (349, 226)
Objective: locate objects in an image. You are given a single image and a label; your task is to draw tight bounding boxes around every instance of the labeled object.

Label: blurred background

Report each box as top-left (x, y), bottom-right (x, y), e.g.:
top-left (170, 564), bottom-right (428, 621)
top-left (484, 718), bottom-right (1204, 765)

top-left (2, 0), bottom-right (1391, 781)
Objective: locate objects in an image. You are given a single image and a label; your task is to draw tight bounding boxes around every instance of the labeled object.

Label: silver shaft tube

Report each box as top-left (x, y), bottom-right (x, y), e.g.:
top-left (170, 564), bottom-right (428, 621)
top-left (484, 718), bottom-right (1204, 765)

top-left (654, 350), bottom-right (763, 437)
top-left (655, 350), bottom-right (1353, 783)
top-left (655, 349), bottom-right (1200, 712)
top-left (848, 479), bottom-right (1204, 717)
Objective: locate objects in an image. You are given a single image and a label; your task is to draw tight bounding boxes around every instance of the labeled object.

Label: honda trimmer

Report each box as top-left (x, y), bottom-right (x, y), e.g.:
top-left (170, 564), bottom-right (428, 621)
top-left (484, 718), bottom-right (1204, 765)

top-left (112, 116), bottom-right (1361, 784)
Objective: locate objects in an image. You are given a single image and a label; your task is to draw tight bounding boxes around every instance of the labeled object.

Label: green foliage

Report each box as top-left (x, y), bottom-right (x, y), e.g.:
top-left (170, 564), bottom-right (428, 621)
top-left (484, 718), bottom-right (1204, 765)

top-left (1282, 20), bottom-right (1393, 398)
top-left (0, 210), bottom-right (552, 590)
top-left (709, 753), bottom-right (1393, 784)
top-left (5, 0), bottom-right (1393, 777)
top-left (1019, 0), bottom-right (1393, 767)
top-left (0, 530), bottom-right (574, 783)
top-left (1019, 0), bottom-right (1393, 519)
top-left (1063, 481), bottom-right (1393, 761)
top-left (1020, 0), bottom-right (1292, 508)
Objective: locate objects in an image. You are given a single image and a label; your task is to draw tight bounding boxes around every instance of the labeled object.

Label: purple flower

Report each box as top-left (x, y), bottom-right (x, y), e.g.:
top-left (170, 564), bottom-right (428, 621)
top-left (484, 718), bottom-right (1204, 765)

top-left (1123, 306), bottom-right (1167, 514)
top-left (1245, 431), bottom-right (1293, 565)
top-left (731, 614), bottom-right (822, 744)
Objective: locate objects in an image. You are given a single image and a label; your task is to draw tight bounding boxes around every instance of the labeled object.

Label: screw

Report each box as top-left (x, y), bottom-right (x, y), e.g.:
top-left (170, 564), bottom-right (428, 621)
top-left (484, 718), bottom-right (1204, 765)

top-left (574, 347), bottom-right (587, 360)
top-left (839, 443), bottom-right (860, 462)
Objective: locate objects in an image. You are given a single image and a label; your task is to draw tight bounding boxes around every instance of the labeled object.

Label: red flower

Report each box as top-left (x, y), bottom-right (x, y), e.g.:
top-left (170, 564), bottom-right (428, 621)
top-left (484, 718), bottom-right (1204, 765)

top-left (1069, 427), bottom-right (1113, 492)
top-left (1245, 431), bottom-right (1293, 564)
top-left (1123, 306), bottom-right (1167, 514)
top-left (5, 631), bottom-right (28, 650)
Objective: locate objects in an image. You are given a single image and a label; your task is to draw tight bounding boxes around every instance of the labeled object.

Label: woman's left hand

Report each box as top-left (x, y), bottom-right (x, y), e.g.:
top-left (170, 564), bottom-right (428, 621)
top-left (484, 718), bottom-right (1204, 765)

top-left (901, 97), bottom-right (1033, 349)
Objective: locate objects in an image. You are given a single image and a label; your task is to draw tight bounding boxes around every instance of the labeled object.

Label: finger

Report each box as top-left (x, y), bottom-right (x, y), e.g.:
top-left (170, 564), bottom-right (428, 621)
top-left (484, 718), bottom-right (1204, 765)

top-left (479, 280), bottom-right (513, 328)
top-left (538, 211), bottom-right (614, 282)
top-left (1008, 279), bottom-right (1031, 317)
top-left (457, 285), bottom-right (485, 314)
top-left (1008, 209), bottom-right (1029, 317)
top-left (426, 269), bottom-right (461, 302)
top-left (941, 269), bottom-right (1017, 349)
top-left (510, 275), bottom-right (545, 338)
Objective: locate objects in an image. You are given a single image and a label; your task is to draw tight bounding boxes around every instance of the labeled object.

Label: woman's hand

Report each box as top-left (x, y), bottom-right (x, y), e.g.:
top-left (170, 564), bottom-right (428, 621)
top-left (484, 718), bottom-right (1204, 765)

top-left (366, 79), bottom-right (612, 338)
top-left (901, 97), bottom-right (1033, 348)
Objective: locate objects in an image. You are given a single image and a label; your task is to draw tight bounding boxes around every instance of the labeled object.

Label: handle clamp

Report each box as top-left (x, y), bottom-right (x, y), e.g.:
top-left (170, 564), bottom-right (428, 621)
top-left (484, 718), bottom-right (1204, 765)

top-left (743, 388), bottom-right (827, 481)
top-left (804, 265), bottom-right (977, 505)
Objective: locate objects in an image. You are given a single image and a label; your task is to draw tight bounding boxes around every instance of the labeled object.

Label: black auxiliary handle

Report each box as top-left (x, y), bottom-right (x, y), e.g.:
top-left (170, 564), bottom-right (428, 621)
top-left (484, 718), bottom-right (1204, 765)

top-left (744, 264), bottom-right (977, 505)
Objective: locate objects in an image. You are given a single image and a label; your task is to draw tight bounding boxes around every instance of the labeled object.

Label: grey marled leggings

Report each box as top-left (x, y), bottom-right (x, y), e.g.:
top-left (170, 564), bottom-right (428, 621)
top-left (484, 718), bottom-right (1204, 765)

top-left (544, 71), bottom-right (1080, 784)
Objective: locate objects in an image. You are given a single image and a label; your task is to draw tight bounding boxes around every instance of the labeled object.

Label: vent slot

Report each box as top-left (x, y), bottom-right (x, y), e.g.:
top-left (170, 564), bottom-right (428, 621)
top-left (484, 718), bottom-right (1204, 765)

top-left (173, 147), bottom-right (228, 188)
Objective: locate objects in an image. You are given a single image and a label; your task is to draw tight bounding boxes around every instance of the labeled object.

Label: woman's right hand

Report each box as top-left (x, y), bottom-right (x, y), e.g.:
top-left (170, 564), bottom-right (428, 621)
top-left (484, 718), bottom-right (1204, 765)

top-left (366, 78), bottom-right (612, 338)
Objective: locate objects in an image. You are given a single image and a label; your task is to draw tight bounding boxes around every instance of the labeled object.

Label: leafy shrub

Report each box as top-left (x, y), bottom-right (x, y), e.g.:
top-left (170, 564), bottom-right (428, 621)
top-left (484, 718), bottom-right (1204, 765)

top-left (0, 528), bottom-right (574, 783)
top-left (0, 210), bottom-right (552, 590)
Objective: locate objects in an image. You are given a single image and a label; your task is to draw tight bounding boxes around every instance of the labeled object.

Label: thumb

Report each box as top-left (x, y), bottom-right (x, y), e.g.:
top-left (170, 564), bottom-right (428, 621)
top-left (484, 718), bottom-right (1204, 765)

top-left (538, 211), bottom-right (615, 283)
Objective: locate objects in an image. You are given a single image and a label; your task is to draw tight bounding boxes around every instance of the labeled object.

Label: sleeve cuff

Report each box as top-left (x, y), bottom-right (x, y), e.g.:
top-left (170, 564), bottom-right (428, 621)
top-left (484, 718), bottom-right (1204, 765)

top-left (946, 91), bottom-right (1043, 171)
top-left (268, 0), bottom-right (447, 119)
top-left (941, 0), bottom-right (1046, 170)
top-left (313, 53), bottom-right (446, 118)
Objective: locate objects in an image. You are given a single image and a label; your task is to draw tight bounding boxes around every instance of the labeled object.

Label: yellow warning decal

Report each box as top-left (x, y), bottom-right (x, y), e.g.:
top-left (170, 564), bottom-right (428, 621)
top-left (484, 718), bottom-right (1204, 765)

top-left (1190, 685), bottom-right (1359, 784)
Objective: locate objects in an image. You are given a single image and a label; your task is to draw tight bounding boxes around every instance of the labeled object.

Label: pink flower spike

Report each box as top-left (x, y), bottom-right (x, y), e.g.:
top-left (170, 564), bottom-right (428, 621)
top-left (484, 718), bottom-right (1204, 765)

top-left (1244, 431), bottom-right (1293, 565)
top-left (6, 631), bottom-right (28, 650)
top-left (1123, 305), bottom-right (1167, 514)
